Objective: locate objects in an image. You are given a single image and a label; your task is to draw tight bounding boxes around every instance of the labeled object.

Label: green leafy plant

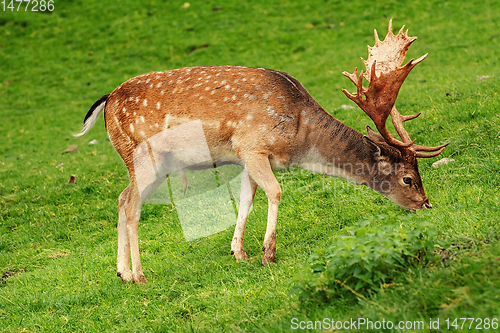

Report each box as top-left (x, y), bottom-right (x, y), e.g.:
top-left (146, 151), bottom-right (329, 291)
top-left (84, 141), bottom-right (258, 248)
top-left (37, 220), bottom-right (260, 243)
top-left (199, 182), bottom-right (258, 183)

top-left (291, 212), bottom-right (442, 304)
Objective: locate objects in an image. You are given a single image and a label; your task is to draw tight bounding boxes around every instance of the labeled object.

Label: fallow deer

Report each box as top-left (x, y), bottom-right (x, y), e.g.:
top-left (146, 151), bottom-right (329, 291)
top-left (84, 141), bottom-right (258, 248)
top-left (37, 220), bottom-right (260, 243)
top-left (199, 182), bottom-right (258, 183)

top-left (74, 19), bottom-right (448, 283)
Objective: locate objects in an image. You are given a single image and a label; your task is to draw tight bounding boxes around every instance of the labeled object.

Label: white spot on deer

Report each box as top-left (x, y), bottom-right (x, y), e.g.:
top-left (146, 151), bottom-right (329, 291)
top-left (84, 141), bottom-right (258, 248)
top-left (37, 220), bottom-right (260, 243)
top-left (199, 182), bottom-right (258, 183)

top-left (231, 95), bottom-right (237, 101)
top-left (135, 118), bottom-right (139, 124)
top-left (135, 97), bottom-right (139, 103)
top-left (155, 123), bottom-right (159, 128)
top-left (242, 78), bottom-right (247, 82)
top-left (227, 121), bottom-right (232, 127)
top-left (243, 93), bottom-right (249, 98)
top-left (301, 110), bottom-right (307, 117)
top-left (212, 102), bottom-right (217, 107)
top-left (150, 84), bottom-right (153, 88)
top-left (161, 90), bottom-right (165, 95)
top-left (172, 87), bottom-right (178, 94)
top-left (130, 124), bottom-right (135, 133)
top-left (216, 73), bottom-right (221, 76)
top-left (225, 85), bottom-right (230, 90)
top-left (251, 77), bottom-right (255, 81)
top-left (133, 112), bottom-right (137, 116)
top-left (267, 106), bottom-right (276, 116)
top-left (269, 136), bottom-right (276, 144)
top-left (156, 102), bottom-right (161, 110)
top-left (224, 96), bottom-right (229, 102)
top-left (211, 90), bottom-right (216, 95)
top-left (139, 130), bottom-right (146, 137)
top-left (205, 87), bottom-right (210, 91)
top-left (143, 99), bottom-right (148, 107)
top-left (169, 80), bottom-right (173, 84)
top-left (140, 116), bottom-right (145, 123)
top-left (259, 124), bottom-right (267, 132)
top-left (122, 107), bottom-right (127, 113)
top-left (277, 95), bottom-right (285, 100)
top-left (155, 75), bottom-right (160, 79)
top-left (129, 96), bottom-right (134, 101)
top-left (246, 115), bottom-right (253, 120)
top-left (263, 92), bottom-right (271, 99)
top-left (146, 79), bottom-right (151, 83)
top-left (186, 68), bottom-right (192, 73)
top-left (284, 105), bottom-right (289, 111)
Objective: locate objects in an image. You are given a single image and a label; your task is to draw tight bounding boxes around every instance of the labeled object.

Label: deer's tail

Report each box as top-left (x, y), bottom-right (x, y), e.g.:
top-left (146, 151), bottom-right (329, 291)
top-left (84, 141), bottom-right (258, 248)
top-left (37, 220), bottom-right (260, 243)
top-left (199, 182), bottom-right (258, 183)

top-left (73, 94), bottom-right (109, 137)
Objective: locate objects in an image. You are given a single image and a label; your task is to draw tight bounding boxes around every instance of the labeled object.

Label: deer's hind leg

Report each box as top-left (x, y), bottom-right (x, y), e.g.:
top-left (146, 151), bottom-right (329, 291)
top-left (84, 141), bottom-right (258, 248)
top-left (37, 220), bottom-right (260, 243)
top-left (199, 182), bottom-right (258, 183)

top-left (117, 185), bottom-right (133, 282)
top-left (116, 184), bottom-right (146, 284)
top-left (116, 174), bottom-right (166, 284)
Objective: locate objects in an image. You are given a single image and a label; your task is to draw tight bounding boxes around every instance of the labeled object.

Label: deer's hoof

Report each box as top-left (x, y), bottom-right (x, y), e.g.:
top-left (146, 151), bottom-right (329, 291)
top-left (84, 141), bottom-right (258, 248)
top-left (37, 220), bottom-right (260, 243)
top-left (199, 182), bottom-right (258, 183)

top-left (231, 249), bottom-right (249, 261)
top-left (261, 245), bottom-right (276, 265)
top-left (117, 270), bottom-right (133, 283)
top-left (133, 273), bottom-right (147, 284)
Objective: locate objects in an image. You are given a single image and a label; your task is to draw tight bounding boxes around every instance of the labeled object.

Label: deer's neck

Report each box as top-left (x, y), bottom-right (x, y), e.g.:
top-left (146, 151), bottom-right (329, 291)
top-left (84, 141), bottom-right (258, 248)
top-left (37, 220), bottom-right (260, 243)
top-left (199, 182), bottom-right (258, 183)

top-left (292, 106), bottom-right (371, 184)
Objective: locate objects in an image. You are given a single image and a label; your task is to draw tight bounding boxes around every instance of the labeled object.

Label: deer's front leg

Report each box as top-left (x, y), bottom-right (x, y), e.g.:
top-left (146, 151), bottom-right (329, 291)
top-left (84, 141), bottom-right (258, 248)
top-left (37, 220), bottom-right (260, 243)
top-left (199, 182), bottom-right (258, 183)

top-left (243, 153), bottom-right (281, 265)
top-left (231, 168), bottom-right (258, 260)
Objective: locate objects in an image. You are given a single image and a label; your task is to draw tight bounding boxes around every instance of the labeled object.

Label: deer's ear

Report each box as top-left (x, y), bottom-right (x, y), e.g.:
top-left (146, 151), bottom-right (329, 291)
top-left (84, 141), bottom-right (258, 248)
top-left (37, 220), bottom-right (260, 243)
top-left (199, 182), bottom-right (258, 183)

top-left (365, 125), bottom-right (386, 144)
top-left (363, 135), bottom-right (387, 161)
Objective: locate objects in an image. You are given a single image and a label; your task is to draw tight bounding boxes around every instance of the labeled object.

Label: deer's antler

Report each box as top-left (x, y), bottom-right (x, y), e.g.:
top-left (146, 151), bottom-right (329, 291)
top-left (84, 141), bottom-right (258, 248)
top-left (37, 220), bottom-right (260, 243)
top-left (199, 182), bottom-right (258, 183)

top-left (341, 18), bottom-right (449, 157)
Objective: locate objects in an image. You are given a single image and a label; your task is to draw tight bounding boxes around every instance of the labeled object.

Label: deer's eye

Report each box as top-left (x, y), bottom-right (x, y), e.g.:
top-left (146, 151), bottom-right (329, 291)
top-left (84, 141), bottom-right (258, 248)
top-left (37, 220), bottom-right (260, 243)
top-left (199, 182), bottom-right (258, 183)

top-left (403, 177), bottom-right (412, 185)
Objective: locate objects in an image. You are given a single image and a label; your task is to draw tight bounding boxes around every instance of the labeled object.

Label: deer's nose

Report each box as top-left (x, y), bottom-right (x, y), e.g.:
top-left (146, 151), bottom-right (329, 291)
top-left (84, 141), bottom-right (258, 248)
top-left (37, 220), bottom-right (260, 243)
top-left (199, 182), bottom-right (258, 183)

top-left (423, 201), bottom-right (433, 209)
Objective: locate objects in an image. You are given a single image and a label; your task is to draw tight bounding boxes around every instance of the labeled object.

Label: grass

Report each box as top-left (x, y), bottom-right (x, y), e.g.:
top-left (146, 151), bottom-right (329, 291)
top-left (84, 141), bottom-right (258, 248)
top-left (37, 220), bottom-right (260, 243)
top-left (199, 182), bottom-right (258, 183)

top-left (1, 0), bottom-right (499, 331)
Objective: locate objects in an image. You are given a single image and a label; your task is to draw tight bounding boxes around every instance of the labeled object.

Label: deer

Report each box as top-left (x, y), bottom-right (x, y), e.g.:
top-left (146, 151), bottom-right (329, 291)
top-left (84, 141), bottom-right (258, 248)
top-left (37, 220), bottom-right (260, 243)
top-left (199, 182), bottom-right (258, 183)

top-left (74, 19), bottom-right (448, 284)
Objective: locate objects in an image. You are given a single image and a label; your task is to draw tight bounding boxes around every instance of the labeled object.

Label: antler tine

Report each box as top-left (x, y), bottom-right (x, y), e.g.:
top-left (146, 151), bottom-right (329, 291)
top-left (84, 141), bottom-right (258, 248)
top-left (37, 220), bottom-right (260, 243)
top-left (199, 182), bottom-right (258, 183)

top-left (389, 106), bottom-right (419, 144)
top-left (342, 68), bottom-right (362, 87)
top-left (374, 29), bottom-right (381, 47)
top-left (415, 143), bottom-right (449, 158)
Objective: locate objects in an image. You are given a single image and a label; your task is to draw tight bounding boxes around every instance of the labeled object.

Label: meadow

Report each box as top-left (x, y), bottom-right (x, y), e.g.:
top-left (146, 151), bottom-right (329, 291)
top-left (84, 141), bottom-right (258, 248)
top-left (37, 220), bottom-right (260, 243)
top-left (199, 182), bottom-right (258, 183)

top-left (1, 0), bottom-right (499, 332)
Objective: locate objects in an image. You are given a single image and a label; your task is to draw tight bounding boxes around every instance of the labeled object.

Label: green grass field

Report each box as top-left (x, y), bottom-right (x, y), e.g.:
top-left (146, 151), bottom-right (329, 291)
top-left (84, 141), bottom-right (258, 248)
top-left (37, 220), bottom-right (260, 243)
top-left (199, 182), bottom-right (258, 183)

top-left (1, 0), bottom-right (499, 331)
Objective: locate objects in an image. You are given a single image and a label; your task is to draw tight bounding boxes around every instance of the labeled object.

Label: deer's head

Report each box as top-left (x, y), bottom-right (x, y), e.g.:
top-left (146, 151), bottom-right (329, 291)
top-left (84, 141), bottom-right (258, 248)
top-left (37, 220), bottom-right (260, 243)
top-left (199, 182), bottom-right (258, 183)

top-left (342, 19), bottom-right (448, 211)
